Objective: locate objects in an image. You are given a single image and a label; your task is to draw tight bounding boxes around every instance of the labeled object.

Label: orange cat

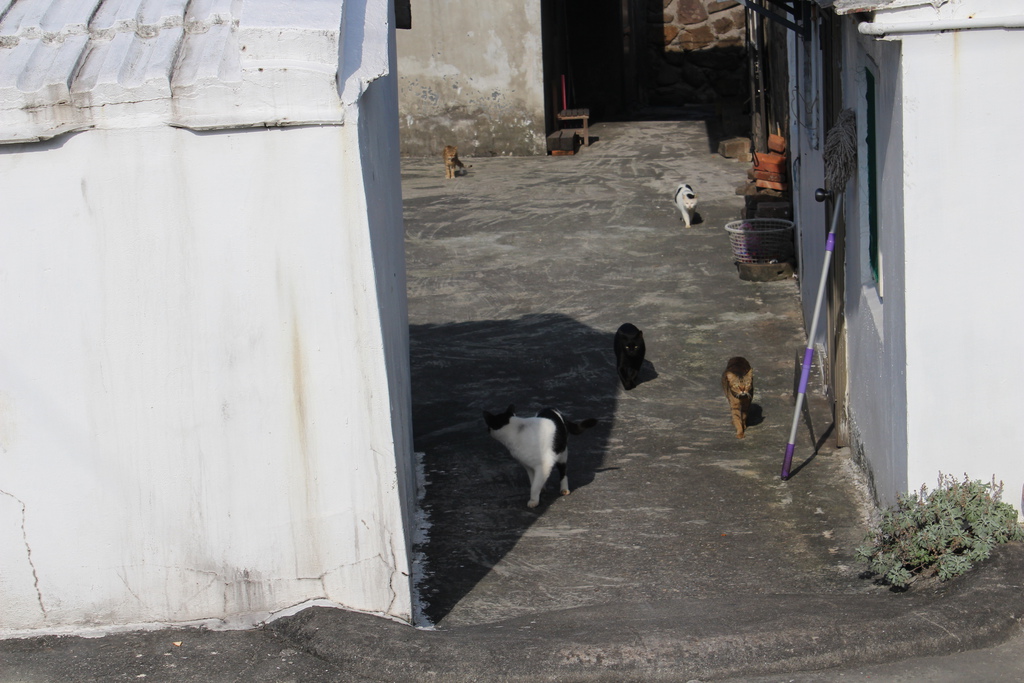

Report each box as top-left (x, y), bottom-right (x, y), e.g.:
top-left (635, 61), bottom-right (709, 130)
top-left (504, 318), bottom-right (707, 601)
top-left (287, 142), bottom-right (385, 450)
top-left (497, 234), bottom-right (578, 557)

top-left (443, 145), bottom-right (466, 179)
top-left (721, 357), bottom-right (753, 438)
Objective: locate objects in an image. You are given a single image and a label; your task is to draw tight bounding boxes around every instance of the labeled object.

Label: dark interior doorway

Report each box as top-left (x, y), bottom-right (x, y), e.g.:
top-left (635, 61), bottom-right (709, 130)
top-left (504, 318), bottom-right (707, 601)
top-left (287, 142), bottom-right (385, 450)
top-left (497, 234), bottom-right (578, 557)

top-left (541, 0), bottom-right (637, 135)
top-left (541, 0), bottom-right (750, 143)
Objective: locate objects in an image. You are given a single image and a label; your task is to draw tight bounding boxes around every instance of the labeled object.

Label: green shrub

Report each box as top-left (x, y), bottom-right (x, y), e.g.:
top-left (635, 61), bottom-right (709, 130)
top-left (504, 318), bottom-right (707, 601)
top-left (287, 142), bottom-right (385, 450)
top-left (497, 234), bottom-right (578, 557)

top-left (857, 473), bottom-right (1024, 589)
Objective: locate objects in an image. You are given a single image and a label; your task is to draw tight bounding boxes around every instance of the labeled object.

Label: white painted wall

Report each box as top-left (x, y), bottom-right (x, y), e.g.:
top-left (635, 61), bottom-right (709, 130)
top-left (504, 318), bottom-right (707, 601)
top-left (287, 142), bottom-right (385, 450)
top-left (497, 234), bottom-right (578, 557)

top-left (835, 1), bottom-right (1024, 511)
top-left (0, 0), bottom-right (415, 635)
top-left (0, 120), bottom-right (414, 634)
top-left (841, 27), bottom-right (908, 508)
top-left (897, 23), bottom-right (1024, 510)
top-left (396, 0), bottom-right (547, 156)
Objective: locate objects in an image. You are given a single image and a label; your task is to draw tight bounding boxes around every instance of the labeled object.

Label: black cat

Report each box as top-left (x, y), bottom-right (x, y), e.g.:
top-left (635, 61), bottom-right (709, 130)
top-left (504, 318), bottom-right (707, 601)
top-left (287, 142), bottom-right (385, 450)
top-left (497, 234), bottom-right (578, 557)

top-left (613, 323), bottom-right (645, 390)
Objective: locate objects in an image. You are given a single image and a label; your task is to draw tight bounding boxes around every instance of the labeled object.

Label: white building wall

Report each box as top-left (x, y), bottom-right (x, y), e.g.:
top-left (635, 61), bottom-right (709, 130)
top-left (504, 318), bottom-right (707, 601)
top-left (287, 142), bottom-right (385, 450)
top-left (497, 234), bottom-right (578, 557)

top-left (898, 24), bottom-right (1024, 510)
top-left (841, 27), bottom-right (908, 509)
top-left (0, 121), bottom-right (413, 633)
top-left (0, 0), bottom-right (415, 635)
top-left (791, 2), bottom-right (1024, 512)
top-left (788, 18), bottom-right (910, 509)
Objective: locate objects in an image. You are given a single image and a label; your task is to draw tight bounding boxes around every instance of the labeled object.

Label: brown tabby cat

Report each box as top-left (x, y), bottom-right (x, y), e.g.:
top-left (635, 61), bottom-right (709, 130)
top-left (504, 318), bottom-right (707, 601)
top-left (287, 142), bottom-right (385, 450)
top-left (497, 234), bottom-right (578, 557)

top-left (443, 145), bottom-right (466, 179)
top-left (721, 357), bottom-right (753, 439)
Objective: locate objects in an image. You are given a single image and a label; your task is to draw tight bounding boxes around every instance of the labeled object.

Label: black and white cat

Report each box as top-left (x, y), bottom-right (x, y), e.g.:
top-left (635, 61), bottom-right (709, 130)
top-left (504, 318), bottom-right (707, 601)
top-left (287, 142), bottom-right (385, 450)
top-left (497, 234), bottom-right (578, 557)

top-left (614, 322), bottom-right (646, 390)
top-left (673, 183), bottom-right (697, 228)
top-left (483, 405), bottom-right (597, 508)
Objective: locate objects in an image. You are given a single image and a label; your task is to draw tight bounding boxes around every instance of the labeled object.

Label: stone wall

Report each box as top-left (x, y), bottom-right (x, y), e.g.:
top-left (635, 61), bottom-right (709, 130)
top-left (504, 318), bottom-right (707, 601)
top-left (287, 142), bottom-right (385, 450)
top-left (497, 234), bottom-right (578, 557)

top-left (648, 0), bottom-right (747, 106)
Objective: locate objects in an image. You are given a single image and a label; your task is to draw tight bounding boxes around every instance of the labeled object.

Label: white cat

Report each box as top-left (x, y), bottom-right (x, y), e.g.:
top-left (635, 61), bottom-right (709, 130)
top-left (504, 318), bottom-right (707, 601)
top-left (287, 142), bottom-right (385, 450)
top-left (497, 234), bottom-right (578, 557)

top-left (673, 183), bottom-right (698, 228)
top-left (483, 405), bottom-right (597, 508)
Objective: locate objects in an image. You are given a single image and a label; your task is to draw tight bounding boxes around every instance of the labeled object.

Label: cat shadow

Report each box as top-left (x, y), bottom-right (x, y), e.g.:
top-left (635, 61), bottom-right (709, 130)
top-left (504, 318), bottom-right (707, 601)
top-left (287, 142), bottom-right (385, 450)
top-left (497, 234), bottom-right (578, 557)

top-left (747, 402), bottom-right (764, 426)
top-left (630, 360), bottom-right (659, 388)
top-left (410, 313), bottom-right (618, 624)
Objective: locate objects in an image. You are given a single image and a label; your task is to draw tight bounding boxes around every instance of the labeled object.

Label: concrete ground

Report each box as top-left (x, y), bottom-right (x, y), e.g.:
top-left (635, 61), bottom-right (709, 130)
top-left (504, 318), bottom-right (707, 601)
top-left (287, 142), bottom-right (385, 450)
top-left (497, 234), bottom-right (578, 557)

top-left (2, 119), bottom-right (1023, 682)
top-left (399, 117), bottom-right (867, 632)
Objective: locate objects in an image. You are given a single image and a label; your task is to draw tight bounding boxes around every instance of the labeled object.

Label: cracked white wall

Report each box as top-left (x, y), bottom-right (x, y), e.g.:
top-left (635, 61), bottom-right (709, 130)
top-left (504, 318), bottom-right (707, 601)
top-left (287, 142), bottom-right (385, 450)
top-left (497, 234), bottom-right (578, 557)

top-left (0, 103), bottom-right (414, 634)
top-left (0, 490), bottom-right (44, 620)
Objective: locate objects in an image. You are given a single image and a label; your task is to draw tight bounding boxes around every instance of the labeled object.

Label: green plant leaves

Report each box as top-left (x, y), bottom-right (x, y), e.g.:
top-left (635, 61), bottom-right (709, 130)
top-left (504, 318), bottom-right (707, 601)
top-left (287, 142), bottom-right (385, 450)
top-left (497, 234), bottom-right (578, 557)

top-left (858, 473), bottom-right (1024, 589)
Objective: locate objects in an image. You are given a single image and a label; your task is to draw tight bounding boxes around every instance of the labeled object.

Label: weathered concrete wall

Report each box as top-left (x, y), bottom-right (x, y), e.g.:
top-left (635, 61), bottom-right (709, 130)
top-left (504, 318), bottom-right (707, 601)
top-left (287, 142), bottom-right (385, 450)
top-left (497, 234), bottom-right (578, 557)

top-left (396, 2), bottom-right (547, 157)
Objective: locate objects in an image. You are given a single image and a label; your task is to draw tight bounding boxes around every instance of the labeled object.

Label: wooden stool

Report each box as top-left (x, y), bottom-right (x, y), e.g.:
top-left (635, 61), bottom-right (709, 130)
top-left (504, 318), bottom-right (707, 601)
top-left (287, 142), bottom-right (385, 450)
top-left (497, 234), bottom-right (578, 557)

top-left (557, 108), bottom-right (590, 146)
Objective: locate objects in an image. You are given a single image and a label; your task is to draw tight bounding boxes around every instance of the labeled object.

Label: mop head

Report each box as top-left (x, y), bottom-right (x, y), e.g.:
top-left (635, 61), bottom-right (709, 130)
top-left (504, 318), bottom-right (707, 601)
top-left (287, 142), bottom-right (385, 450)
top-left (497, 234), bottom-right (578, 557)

top-left (824, 108), bottom-right (857, 190)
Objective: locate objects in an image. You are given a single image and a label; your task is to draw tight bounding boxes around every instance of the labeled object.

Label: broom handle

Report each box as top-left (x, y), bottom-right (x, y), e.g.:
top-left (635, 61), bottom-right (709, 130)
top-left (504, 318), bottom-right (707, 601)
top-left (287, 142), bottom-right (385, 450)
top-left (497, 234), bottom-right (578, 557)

top-left (781, 192), bottom-right (843, 479)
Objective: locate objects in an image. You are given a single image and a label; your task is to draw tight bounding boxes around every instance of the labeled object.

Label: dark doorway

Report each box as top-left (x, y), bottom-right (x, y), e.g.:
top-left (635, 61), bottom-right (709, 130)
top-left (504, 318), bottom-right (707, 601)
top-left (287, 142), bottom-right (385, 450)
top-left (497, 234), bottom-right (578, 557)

top-left (541, 0), bottom-right (750, 140)
top-left (541, 0), bottom-right (635, 135)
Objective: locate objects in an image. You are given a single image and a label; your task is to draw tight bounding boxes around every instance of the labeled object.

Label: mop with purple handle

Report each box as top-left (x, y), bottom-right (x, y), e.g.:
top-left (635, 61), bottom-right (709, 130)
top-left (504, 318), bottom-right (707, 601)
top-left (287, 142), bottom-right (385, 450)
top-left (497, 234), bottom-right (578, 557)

top-left (781, 109), bottom-right (857, 480)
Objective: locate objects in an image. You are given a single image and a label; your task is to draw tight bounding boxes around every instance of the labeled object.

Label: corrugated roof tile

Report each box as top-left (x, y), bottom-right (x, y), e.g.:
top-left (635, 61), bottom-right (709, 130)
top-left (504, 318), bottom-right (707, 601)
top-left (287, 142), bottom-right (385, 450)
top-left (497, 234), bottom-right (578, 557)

top-left (830, 0), bottom-right (950, 15)
top-left (0, 0), bottom-right (372, 143)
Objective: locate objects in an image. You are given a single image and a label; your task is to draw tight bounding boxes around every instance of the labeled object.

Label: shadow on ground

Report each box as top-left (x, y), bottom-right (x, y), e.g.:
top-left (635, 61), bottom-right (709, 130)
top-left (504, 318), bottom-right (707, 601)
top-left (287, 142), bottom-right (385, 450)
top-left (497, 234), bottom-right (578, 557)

top-left (410, 313), bottom-right (619, 623)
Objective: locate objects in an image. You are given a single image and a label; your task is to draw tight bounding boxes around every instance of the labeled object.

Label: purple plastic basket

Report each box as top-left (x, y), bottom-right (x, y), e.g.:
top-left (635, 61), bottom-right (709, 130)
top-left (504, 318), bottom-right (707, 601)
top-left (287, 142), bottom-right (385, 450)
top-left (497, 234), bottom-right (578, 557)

top-left (724, 219), bottom-right (795, 264)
